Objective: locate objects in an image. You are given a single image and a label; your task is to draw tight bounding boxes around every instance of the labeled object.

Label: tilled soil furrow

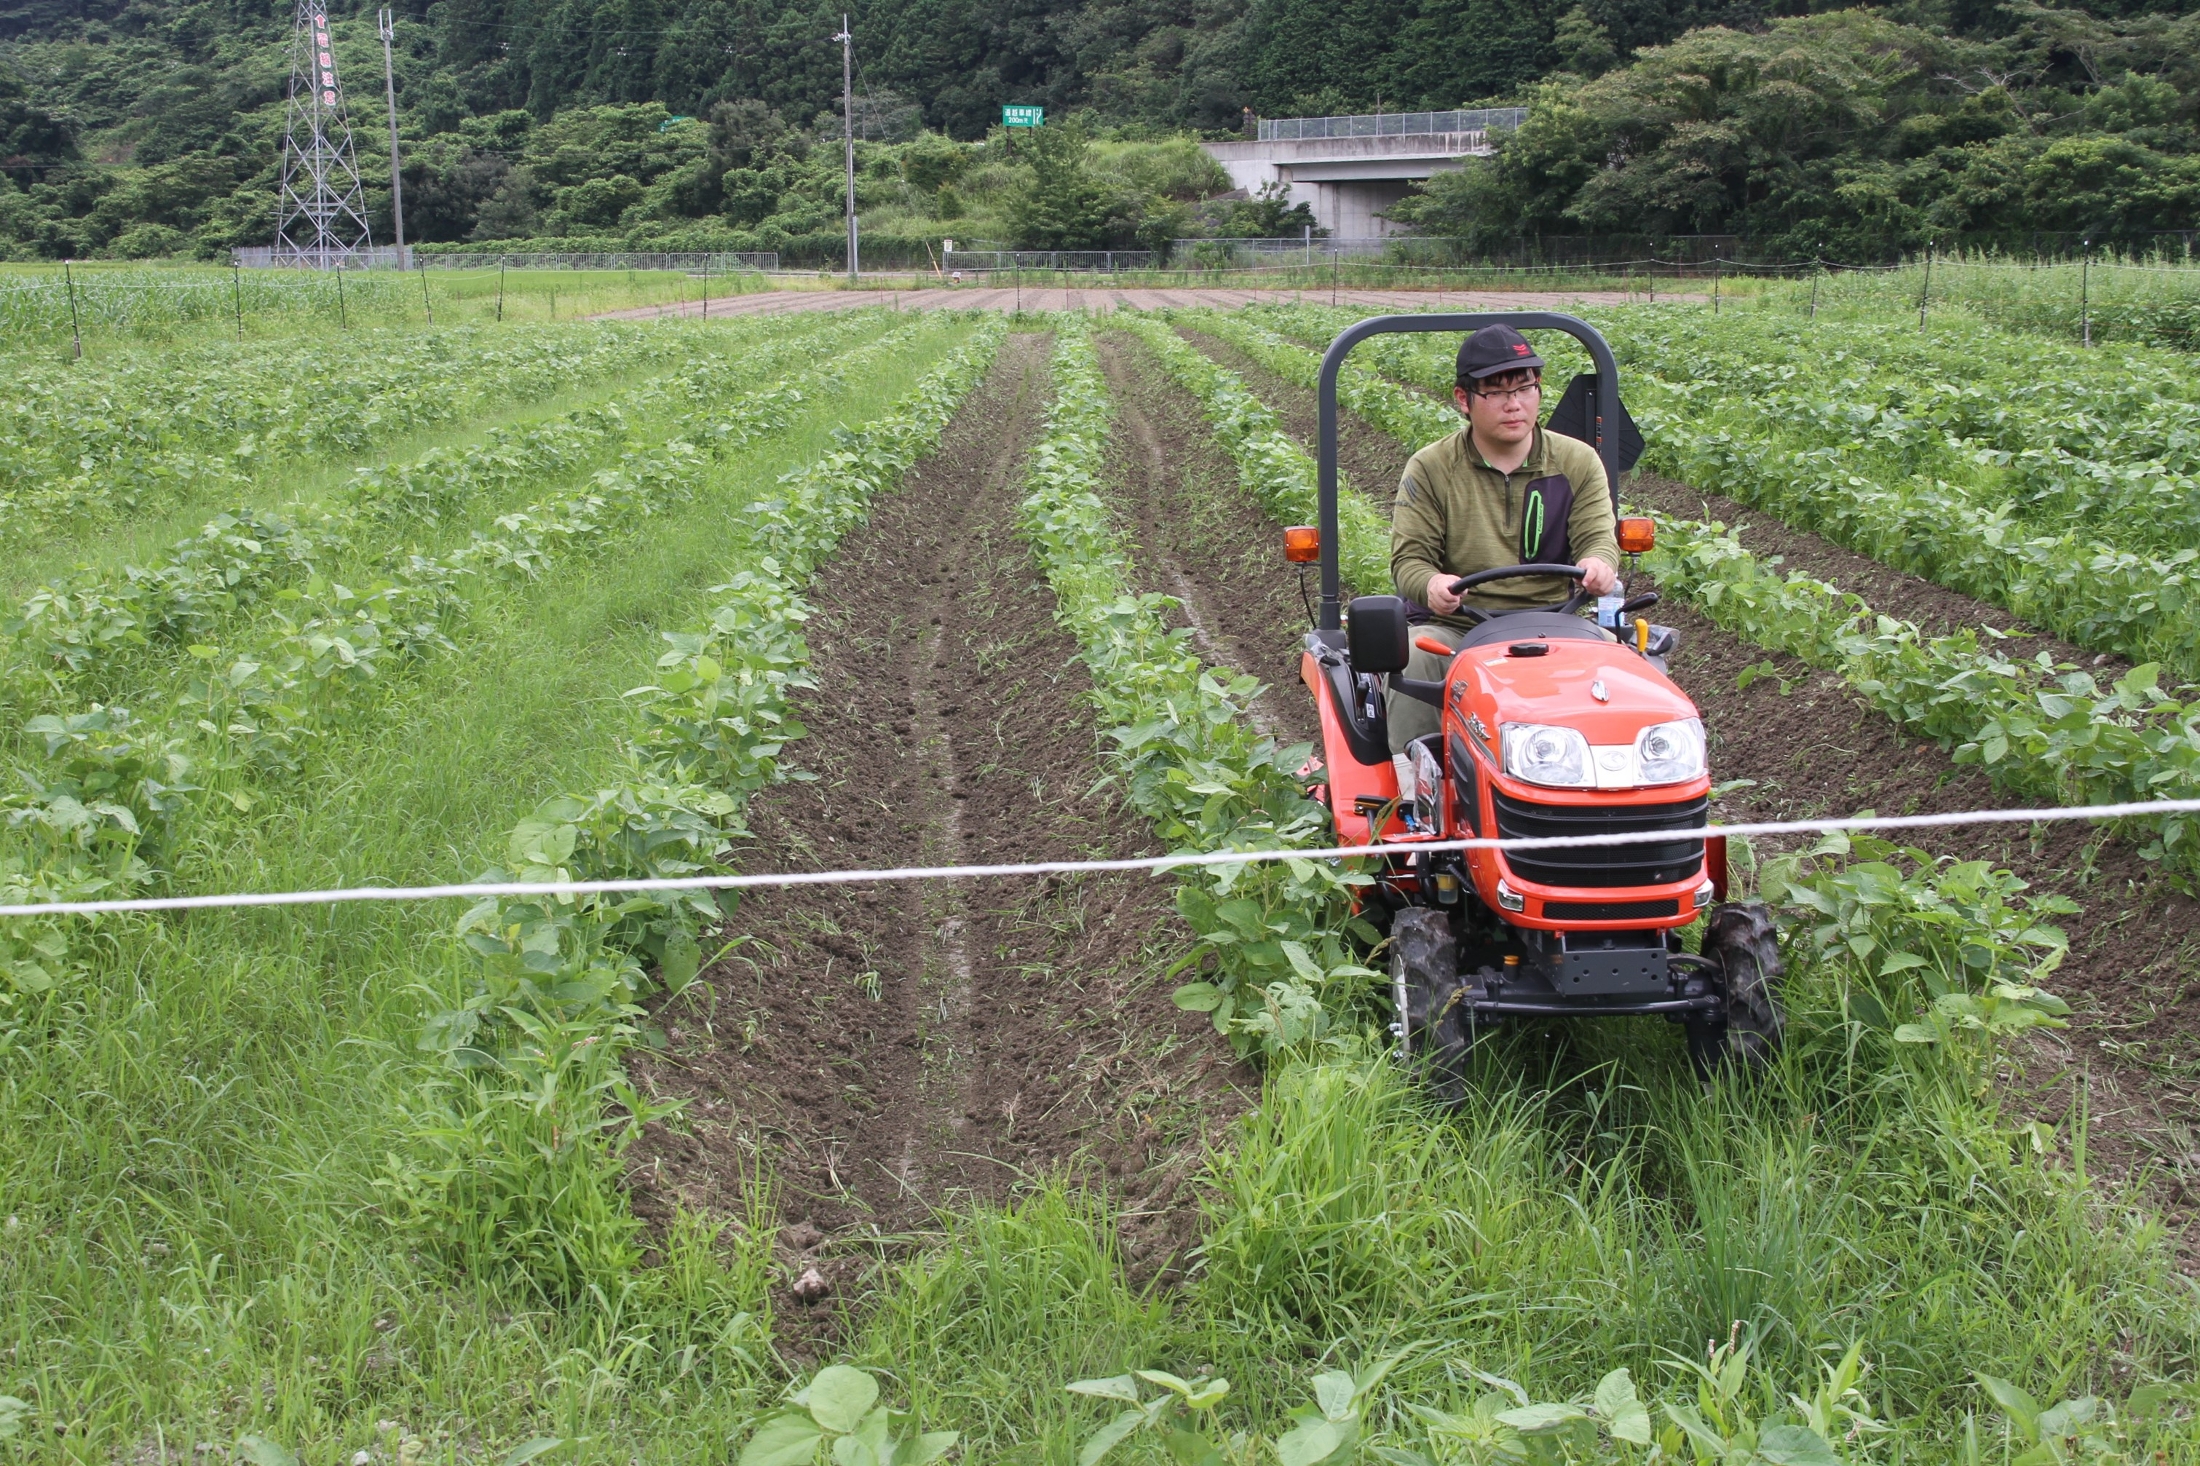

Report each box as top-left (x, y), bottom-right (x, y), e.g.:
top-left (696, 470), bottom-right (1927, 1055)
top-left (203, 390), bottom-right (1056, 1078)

top-left (1175, 325), bottom-right (1410, 506)
top-left (1133, 332), bottom-right (2200, 1248)
top-left (1095, 332), bottom-right (1322, 750)
top-left (627, 332), bottom-right (1250, 1349)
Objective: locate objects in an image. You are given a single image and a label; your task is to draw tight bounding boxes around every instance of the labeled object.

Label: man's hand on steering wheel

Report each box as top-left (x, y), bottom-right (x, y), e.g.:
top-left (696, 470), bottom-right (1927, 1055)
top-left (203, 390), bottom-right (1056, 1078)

top-left (1424, 576), bottom-right (1469, 616)
top-left (1431, 558), bottom-right (1618, 617)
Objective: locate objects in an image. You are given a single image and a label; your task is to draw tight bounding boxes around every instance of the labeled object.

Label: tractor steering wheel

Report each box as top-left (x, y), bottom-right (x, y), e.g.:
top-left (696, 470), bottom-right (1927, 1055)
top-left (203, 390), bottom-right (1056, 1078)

top-left (1442, 563), bottom-right (1594, 626)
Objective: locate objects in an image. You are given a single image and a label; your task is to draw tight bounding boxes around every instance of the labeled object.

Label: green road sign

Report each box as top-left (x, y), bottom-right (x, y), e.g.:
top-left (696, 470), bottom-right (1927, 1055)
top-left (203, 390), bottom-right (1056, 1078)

top-left (1001, 105), bottom-right (1044, 128)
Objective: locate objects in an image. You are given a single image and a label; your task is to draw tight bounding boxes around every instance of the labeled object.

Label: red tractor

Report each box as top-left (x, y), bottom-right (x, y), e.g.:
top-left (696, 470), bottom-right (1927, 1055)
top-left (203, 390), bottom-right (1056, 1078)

top-left (1296, 312), bottom-right (1783, 1088)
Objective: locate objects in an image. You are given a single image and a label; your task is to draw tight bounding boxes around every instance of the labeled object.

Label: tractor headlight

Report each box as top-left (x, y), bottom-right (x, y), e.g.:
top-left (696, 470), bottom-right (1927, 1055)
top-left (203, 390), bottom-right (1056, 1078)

top-left (1501, 723), bottom-right (1592, 788)
top-left (1635, 717), bottom-right (1706, 785)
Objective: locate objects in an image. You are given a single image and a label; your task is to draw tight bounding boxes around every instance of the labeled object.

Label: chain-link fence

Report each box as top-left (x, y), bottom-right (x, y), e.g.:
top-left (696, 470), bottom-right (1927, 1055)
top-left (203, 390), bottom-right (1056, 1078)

top-left (232, 247), bottom-right (780, 272)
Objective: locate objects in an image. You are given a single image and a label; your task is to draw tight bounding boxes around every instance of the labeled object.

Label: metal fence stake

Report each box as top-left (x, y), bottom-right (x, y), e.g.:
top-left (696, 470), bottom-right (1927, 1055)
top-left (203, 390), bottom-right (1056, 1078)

top-left (63, 259), bottom-right (82, 358)
top-left (2081, 239), bottom-right (2092, 348)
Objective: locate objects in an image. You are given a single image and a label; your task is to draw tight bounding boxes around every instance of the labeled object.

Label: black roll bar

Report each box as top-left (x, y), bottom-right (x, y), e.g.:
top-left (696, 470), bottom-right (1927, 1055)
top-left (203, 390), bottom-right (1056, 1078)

top-left (1316, 312), bottom-right (1624, 631)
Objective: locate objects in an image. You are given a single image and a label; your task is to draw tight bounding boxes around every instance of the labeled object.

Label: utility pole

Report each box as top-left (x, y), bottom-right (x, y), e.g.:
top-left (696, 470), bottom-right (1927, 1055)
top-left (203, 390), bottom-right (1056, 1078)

top-left (378, 8), bottom-right (406, 269)
top-left (834, 15), bottom-right (858, 282)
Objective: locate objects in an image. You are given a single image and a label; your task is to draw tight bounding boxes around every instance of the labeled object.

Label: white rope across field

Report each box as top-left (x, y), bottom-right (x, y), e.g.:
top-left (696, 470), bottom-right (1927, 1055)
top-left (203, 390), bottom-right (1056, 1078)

top-left (0, 798), bottom-right (2195, 918)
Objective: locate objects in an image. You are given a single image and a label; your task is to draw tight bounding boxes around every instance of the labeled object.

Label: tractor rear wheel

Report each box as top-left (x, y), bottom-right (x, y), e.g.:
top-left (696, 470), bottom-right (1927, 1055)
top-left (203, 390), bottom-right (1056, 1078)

top-left (1686, 901), bottom-right (1786, 1079)
top-left (1390, 907), bottom-right (1470, 1102)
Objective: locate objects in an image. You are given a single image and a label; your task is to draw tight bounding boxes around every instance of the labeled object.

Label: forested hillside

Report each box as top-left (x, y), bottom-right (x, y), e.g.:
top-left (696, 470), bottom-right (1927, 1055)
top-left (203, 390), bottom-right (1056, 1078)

top-left (0, 0), bottom-right (2194, 260)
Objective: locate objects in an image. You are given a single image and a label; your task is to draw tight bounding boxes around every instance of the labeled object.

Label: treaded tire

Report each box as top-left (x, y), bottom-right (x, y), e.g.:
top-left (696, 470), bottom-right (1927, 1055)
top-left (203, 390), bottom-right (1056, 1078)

top-left (1390, 907), bottom-right (1469, 1102)
top-left (1688, 901), bottom-right (1786, 1079)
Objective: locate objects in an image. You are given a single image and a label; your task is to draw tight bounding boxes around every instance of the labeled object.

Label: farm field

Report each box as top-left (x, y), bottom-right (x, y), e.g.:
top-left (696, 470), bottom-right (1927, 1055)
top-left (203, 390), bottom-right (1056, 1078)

top-left (0, 296), bottom-right (2195, 1465)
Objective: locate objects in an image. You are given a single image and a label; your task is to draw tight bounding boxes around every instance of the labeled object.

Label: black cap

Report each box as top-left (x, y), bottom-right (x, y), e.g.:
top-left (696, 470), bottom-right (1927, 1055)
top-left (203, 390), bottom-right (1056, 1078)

top-left (1456, 324), bottom-right (1545, 382)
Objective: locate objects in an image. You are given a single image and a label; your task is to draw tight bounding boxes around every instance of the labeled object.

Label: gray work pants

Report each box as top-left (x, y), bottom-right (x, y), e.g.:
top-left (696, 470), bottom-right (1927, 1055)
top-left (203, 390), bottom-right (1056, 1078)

top-left (1385, 625), bottom-right (1466, 755)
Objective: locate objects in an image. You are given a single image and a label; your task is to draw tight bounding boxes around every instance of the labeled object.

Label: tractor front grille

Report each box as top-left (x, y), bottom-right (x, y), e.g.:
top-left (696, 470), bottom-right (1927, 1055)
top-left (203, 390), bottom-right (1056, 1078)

top-left (1543, 898), bottom-right (1681, 921)
top-left (1492, 790), bottom-right (1706, 890)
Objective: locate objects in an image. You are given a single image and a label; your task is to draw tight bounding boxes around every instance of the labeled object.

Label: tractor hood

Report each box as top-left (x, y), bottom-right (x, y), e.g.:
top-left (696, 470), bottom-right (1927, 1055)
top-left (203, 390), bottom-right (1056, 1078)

top-left (1460, 639), bottom-right (1695, 737)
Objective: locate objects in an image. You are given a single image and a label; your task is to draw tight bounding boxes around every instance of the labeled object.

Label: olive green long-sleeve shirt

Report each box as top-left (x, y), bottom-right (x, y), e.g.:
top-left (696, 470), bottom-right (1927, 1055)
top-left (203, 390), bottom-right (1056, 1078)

top-left (1391, 424), bottom-right (1617, 627)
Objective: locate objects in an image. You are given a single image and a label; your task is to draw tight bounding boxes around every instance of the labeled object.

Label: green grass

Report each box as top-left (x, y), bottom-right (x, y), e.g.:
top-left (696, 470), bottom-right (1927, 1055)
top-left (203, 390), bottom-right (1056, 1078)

top-left (828, 990), bottom-right (2189, 1461)
top-left (0, 318), bottom-right (969, 1460)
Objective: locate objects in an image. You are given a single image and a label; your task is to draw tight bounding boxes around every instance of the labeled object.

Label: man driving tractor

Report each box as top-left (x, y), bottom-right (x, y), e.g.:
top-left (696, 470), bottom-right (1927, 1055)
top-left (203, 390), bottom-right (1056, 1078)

top-left (1386, 324), bottom-right (1620, 755)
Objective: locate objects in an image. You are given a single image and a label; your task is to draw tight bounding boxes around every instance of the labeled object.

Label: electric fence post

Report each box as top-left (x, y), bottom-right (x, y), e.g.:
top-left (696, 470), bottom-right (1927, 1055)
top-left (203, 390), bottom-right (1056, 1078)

top-left (336, 267), bottom-right (347, 329)
top-left (2081, 238), bottom-right (2092, 348)
top-left (418, 257), bottom-right (433, 325)
top-left (1712, 258), bottom-right (1720, 314)
top-left (1809, 260), bottom-right (1820, 320)
top-left (701, 253), bottom-right (709, 319)
top-left (496, 261), bottom-right (505, 321)
top-left (1919, 241), bottom-right (1932, 331)
top-left (232, 262), bottom-right (244, 339)
top-left (62, 259), bottom-right (82, 359)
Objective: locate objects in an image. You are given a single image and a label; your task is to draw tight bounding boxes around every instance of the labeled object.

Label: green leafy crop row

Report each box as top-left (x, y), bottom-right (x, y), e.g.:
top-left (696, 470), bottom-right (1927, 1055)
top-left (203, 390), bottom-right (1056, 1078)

top-left (1611, 324), bottom-right (2200, 560)
top-left (0, 316), bottom-right (950, 1024)
top-left (0, 323), bottom-right (743, 535)
top-left (0, 309), bottom-right (904, 712)
top-left (1606, 313), bottom-right (2200, 494)
top-left (1645, 515), bottom-right (2200, 866)
top-left (390, 318), bottom-right (1005, 1296)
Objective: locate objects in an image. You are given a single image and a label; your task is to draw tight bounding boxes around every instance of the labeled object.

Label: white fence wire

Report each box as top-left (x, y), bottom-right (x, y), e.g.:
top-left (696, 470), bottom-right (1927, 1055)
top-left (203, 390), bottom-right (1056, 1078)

top-left (2, 798), bottom-right (2192, 918)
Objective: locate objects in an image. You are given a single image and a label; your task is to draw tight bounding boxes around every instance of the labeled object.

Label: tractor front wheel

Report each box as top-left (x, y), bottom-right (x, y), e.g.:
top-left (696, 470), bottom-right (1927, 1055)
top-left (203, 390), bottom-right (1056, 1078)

top-left (1686, 901), bottom-right (1786, 1079)
top-left (1390, 907), bottom-right (1471, 1102)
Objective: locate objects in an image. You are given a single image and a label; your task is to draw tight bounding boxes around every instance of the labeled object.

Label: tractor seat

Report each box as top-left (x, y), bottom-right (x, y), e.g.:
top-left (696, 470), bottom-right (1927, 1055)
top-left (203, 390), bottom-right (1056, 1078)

top-left (1459, 611), bottom-right (1611, 650)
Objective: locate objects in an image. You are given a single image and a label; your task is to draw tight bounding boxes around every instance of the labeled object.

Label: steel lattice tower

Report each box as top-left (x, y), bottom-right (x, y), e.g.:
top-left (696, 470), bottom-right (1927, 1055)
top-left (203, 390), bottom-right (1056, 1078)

top-left (273, 0), bottom-right (373, 267)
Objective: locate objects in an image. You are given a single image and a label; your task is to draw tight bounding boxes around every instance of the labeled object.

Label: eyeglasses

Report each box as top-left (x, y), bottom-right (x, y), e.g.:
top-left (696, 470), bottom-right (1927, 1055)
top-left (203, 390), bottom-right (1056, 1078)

top-left (1471, 380), bottom-right (1542, 404)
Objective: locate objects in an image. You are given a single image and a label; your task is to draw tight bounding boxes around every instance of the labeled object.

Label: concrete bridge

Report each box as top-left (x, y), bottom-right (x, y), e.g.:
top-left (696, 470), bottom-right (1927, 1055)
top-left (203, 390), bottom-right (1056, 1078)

top-left (1202, 108), bottom-right (1526, 237)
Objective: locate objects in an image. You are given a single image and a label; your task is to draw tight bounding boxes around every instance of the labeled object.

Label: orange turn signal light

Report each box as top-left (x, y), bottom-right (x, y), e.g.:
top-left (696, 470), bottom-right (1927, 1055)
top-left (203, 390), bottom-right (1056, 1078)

top-left (1617, 516), bottom-right (1656, 554)
top-left (1414, 635), bottom-right (1455, 658)
top-left (1283, 525), bottom-right (1321, 564)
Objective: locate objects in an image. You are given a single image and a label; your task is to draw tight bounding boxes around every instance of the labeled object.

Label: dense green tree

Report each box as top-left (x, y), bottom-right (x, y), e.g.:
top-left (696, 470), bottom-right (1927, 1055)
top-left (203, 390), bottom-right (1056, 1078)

top-left (1388, 7), bottom-right (2200, 257)
top-left (1004, 116), bottom-right (1115, 245)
